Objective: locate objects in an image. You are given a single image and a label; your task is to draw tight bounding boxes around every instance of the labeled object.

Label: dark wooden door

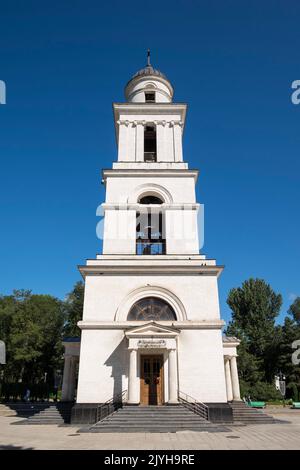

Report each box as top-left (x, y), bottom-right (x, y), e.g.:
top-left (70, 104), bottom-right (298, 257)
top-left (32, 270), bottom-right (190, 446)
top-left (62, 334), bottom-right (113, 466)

top-left (140, 355), bottom-right (164, 405)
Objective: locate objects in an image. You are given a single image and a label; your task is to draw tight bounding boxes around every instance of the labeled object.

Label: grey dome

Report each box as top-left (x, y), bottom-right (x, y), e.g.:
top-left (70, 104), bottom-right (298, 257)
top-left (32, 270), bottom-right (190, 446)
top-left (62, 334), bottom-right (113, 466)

top-left (126, 51), bottom-right (170, 87)
top-left (131, 65), bottom-right (168, 81)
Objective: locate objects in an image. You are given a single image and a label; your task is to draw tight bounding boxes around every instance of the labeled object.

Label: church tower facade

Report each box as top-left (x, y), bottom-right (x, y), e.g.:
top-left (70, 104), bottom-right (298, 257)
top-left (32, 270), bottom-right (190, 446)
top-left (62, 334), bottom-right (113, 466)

top-left (67, 55), bottom-right (241, 419)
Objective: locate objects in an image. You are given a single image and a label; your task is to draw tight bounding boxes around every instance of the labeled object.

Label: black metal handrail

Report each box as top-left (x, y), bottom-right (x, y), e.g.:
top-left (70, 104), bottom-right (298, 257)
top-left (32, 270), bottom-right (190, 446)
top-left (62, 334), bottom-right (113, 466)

top-left (178, 391), bottom-right (210, 421)
top-left (96, 390), bottom-right (127, 423)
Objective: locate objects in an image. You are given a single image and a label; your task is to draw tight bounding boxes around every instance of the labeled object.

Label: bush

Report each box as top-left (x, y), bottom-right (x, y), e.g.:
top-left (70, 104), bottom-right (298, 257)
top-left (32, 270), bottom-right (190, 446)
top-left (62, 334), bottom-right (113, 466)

top-left (287, 383), bottom-right (300, 402)
top-left (240, 381), bottom-right (282, 401)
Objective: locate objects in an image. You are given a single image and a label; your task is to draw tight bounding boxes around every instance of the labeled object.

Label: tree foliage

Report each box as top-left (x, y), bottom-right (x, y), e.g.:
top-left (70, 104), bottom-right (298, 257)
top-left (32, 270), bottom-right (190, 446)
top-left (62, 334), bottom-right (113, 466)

top-left (0, 282), bottom-right (84, 390)
top-left (226, 279), bottom-right (300, 400)
top-left (63, 281), bottom-right (84, 338)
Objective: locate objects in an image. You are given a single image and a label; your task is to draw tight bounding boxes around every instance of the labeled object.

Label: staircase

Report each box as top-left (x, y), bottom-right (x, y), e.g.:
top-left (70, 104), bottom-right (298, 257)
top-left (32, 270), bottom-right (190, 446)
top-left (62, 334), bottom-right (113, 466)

top-left (12, 403), bottom-right (73, 425)
top-left (230, 401), bottom-right (276, 424)
top-left (85, 405), bottom-right (230, 433)
top-left (0, 404), bottom-right (18, 417)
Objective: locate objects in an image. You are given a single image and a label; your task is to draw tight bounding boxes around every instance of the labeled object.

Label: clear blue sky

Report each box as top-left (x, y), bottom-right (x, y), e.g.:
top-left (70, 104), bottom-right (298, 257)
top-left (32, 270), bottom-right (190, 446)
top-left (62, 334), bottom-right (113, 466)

top-left (0, 1), bottom-right (299, 325)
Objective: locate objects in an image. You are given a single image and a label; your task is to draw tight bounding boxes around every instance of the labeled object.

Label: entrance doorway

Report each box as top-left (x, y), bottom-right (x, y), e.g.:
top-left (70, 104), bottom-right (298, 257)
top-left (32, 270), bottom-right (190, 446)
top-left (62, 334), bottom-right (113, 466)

top-left (140, 355), bottom-right (164, 405)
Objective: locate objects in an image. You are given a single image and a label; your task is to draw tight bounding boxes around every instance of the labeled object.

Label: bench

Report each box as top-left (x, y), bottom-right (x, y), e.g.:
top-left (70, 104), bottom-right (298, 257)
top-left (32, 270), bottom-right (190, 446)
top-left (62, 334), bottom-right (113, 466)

top-left (292, 402), bottom-right (300, 409)
top-left (247, 401), bottom-right (266, 408)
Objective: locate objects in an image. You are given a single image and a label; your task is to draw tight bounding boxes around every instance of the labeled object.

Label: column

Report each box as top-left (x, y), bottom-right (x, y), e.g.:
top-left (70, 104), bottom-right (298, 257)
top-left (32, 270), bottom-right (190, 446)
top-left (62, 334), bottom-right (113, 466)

top-left (135, 121), bottom-right (145, 162)
top-left (117, 121), bottom-right (128, 161)
top-left (68, 357), bottom-right (77, 401)
top-left (156, 121), bottom-right (166, 161)
top-left (173, 121), bottom-right (183, 162)
top-left (230, 355), bottom-right (241, 401)
top-left (168, 348), bottom-right (178, 404)
top-left (127, 348), bottom-right (139, 404)
top-left (224, 356), bottom-right (233, 402)
top-left (61, 355), bottom-right (72, 401)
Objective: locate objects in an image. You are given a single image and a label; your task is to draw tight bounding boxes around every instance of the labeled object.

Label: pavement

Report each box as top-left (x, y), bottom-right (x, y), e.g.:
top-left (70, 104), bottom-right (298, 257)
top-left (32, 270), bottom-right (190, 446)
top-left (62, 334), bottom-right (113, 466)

top-left (0, 408), bottom-right (299, 450)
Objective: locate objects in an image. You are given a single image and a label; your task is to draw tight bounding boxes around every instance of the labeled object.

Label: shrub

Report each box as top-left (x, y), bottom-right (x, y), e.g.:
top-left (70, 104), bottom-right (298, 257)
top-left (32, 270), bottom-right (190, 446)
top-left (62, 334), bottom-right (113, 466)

top-left (241, 381), bottom-right (282, 401)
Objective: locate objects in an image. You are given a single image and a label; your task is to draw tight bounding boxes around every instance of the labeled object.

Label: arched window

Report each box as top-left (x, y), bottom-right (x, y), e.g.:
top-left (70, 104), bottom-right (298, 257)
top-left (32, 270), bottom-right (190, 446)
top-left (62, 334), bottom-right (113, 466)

top-left (144, 124), bottom-right (157, 162)
top-left (127, 297), bottom-right (177, 321)
top-left (136, 195), bottom-right (165, 255)
top-left (139, 195), bottom-right (163, 205)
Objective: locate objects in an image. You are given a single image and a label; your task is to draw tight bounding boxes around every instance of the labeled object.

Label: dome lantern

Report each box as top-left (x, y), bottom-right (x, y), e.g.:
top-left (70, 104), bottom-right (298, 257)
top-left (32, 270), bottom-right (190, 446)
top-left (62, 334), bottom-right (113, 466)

top-left (125, 50), bottom-right (174, 103)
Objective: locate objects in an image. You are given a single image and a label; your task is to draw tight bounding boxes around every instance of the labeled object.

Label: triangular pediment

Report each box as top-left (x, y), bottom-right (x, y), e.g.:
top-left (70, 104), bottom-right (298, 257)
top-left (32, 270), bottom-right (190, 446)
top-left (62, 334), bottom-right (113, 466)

top-left (125, 321), bottom-right (179, 338)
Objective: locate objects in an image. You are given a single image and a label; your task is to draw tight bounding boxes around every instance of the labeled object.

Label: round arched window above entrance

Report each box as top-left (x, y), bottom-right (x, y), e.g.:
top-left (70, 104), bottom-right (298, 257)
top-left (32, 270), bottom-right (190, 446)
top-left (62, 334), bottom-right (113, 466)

top-left (127, 297), bottom-right (177, 321)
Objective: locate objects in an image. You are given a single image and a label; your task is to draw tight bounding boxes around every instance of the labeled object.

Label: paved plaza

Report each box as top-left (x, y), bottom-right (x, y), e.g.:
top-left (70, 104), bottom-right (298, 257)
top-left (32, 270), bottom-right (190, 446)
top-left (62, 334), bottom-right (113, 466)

top-left (0, 408), bottom-right (299, 450)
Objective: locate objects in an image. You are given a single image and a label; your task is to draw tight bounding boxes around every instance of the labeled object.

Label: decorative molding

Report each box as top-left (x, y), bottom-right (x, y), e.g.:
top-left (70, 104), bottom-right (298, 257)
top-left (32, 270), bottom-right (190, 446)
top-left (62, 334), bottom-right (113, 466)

top-left (114, 285), bottom-right (187, 322)
top-left (127, 182), bottom-right (173, 204)
top-left (116, 119), bottom-right (183, 127)
top-left (101, 202), bottom-right (200, 211)
top-left (78, 264), bottom-right (224, 277)
top-left (102, 169), bottom-right (199, 181)
top-left (77, 320), bottom-right (225, 330)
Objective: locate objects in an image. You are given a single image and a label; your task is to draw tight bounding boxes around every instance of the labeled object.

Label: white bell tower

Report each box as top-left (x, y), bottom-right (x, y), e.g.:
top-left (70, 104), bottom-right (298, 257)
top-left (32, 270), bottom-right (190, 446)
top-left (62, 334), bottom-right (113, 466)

top-left (72, 53), bottom-right (239, 414)
top-left (103, 50), bottom-right (199, 256)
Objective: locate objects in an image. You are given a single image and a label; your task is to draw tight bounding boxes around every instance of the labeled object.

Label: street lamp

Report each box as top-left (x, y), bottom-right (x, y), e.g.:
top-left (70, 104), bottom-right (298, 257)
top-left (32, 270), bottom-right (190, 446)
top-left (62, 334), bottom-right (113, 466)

top-left (276, 371), bottom-right (286, 406)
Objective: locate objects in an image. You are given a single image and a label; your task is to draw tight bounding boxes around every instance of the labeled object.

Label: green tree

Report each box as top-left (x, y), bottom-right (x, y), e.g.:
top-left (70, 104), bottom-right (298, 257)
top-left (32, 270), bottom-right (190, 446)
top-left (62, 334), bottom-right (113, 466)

top-left (226, 278), bottom-right (282, 387)
top-left (0, 290), bottom-right (65, 386)
top-left (63, 281), bottom-right (84, 338)
top-left (288, 297), bottom-right (300, 325)
top-left (276, 311), bottom-right (300, 400)
top-left (227, 278), bottom-right (282, 355)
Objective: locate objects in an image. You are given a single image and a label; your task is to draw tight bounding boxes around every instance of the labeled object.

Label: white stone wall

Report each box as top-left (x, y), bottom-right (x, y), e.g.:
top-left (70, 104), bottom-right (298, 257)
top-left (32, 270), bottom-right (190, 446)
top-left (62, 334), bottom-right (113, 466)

top-left (82, 274), bottom-right (221, 322)
top-left (125, 77), bottom-right (173, 103)
top-left (102, 209), bottom-right (136, 254)
top-left (178, 329), bottom-right (227, 403)
top-left (104, 176), bottom-right (196, 204)
top-left (76, 329), bottom-right (129, 403)
top-left (76, 327), bottom-right (227, 404)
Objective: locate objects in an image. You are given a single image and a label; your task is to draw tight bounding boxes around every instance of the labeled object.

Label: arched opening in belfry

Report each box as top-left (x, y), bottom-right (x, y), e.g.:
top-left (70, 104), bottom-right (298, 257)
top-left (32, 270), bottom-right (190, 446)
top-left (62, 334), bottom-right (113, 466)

top-left (127, 297), bottom-right (177, 321)
top-left (136, 195), bottom-right (166, 255)
top-left (144, 124), bottom-right (157, 162)
top-left (139, 195), bottom-right (163, 205)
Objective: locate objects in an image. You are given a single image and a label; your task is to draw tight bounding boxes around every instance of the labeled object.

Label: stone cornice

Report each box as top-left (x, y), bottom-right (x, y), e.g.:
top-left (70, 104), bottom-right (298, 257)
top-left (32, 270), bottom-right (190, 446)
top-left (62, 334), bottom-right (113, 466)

top-left (113, 103), bottom-right (187, 137)
top-left (78, 320), bottom-right (225, 330)
top-left (117, 119), bottom-right (184, 128)
top-left (102, 168), bottom-right (199, 182)
top-left (113, 102), bottom-right (187, 114)
top-left (78, 263), bottom-right (224, 277)
top-left (101, 202), bottom-right (200, 211)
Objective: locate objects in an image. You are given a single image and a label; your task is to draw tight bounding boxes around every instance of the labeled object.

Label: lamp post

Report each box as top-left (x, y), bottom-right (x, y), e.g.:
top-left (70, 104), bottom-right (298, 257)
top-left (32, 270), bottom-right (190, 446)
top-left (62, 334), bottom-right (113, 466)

top-left (277, 371), bottom-right (286, 406)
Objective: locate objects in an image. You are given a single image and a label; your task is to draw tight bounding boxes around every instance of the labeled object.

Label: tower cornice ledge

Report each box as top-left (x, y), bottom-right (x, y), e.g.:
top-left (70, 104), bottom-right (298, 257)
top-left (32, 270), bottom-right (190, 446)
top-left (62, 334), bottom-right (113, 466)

top-left (78, 263), bottom-right (224, 278)
top-left (77, 320), bottom-right (225, 330)
top-left (102, 168), bottom-right (199, 182)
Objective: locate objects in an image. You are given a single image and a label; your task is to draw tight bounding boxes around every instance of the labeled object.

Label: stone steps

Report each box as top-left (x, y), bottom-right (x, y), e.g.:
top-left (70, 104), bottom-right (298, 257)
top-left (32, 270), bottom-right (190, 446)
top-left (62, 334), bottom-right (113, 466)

top-left (230, 401), bottom-right (276, 424)
top-left (85, 405), bottom-right (230, 433)
top-left (8, 403), bottom-right (73, 425)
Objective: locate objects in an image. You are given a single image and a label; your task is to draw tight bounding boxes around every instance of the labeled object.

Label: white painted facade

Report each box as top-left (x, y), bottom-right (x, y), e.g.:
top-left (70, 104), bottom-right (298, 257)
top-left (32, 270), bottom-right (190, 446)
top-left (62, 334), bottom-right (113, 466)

top-left (63, 58), bottom-right (240, 406)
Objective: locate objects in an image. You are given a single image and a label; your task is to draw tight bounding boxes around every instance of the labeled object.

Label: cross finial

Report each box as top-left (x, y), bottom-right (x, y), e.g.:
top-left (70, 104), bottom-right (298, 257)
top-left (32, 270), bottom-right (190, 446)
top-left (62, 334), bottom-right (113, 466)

top-left (147, 49), bottom-right (151, 66)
